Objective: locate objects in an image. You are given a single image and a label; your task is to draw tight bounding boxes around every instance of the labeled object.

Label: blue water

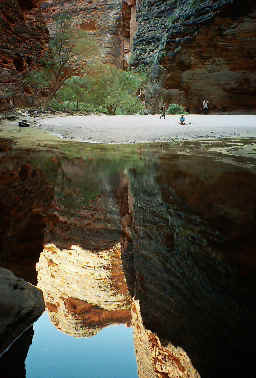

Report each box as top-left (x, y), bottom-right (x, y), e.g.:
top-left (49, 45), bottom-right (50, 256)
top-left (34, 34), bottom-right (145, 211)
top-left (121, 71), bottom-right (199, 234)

top-left (26, 312), bottom-right (138, 378)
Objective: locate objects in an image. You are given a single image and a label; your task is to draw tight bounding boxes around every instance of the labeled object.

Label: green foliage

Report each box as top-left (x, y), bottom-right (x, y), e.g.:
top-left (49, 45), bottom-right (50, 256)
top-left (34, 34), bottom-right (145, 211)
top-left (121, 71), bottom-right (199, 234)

top-left (23, 12), bottom-right (98, 106)
top-left (24, 13), bottom-right (145, 114)
top-left (50, 65), bottom-right (146, 115)
top-left (167, 103), bottom-right (186, 114)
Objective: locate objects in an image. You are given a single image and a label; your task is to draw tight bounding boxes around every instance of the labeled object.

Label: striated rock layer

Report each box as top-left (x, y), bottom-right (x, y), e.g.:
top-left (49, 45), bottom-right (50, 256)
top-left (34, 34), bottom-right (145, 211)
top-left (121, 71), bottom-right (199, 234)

top-left (35, 156), bottom-right (132, 337)
top-left (0, 0), bottom-right (49, 110)
top-left (41, 0), bottom-right (135, 68)
top-left (37, 243), bottom-right (131, 337)
top-left (132, 0), bottom-right (256, 113)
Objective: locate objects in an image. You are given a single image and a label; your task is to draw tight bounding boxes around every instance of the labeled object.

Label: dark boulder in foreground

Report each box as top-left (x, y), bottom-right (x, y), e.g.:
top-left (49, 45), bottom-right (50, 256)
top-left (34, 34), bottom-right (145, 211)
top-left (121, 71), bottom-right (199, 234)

top-left (0, 267), bottom-right (44, 356)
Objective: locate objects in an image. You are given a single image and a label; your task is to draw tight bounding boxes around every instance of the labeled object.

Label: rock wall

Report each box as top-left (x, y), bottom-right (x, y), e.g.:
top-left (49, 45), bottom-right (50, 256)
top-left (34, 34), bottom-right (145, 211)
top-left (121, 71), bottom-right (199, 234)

top-left (0, 0), bottom-right (49, 110)
top-left (1, 0), bottom-right (256, 113)
top-left (41, 0), bottom-right (130, 68)
top-left (131, 0), bottom-right (256, 113)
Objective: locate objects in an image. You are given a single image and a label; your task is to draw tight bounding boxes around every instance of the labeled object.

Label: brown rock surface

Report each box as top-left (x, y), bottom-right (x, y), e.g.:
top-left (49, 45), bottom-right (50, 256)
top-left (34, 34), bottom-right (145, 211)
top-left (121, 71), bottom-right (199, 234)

top-left (0, 152), bottom-right (56, 283)
top-left (0, 0), bottom-right (49, 110)
top-left (162, 1), bottom-right (256, 112)
top-left (41, 0), bottom-right (127, 67)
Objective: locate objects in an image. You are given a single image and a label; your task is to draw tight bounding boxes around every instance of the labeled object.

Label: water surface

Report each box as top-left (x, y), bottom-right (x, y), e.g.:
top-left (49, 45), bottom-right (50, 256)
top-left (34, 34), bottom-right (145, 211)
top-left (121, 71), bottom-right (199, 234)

top-left (1, 137), bottom-right (256, 377)
top-left (26, 312), bottom-right (137, 378)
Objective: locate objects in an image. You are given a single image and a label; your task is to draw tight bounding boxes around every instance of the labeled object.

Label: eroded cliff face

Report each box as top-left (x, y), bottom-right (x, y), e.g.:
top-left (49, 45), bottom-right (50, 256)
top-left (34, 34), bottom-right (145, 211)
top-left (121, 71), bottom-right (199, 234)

top-left (41, 0), bottom-right (136, 68)
top-left (0, 0), bottom-right (49, 111)
top-left (34, 156), bottom-right (132, 337)
top-left (132, 0), bottom-right (256, 113)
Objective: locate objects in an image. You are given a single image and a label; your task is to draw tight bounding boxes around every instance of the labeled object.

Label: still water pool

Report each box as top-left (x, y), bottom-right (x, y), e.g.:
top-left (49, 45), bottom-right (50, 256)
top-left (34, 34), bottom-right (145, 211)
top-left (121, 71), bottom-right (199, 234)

top-left (1, 140), bottom-right (256, 377)
top-left (26, 312), bottom-right (138, 378)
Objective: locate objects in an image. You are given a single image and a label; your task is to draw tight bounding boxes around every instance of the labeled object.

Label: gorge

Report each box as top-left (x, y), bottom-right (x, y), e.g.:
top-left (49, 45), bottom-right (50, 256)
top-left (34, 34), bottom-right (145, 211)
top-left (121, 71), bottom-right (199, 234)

top-left (0, 0), bottom-right (255, 112)
top-left (1, 1), bottom-right (256, 377)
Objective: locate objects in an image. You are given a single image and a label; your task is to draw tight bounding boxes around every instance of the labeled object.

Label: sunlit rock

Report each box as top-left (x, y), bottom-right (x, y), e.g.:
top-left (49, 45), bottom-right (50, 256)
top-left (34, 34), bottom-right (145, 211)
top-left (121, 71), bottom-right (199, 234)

top-left (132, 299), bottom-right (200, 378)
top-left (37, 243), bottom-right (131, 337)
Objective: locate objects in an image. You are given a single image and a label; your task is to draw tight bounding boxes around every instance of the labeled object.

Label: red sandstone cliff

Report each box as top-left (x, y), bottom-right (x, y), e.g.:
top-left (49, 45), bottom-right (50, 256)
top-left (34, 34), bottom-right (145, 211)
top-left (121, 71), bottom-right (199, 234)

top-left (0, 0), bottom-right (49, 110)
top-left (41, 0), bottom-right (135, 68)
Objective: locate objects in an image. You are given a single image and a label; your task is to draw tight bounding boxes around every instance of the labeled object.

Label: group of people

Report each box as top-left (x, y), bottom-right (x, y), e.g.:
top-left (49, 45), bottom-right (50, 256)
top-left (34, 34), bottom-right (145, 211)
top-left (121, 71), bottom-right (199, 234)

top-left (159, 98), bottom-right (209, 126)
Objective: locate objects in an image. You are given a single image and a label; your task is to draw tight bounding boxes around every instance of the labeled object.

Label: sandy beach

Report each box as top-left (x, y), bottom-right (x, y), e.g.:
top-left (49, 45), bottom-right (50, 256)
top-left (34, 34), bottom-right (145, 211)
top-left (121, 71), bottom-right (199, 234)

top-left (37, 114), bottom-right (256, 144)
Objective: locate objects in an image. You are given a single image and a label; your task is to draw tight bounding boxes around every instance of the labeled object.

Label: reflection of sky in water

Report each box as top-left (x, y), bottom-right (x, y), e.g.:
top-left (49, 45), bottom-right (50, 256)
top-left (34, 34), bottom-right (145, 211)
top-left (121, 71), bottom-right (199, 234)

top-left (26, 312), bottom-right (138, 378)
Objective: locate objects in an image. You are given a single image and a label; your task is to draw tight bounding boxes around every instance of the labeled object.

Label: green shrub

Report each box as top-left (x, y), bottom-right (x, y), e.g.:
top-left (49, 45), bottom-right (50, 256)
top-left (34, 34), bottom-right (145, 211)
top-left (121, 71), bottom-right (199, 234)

top-left (167, 103), bottom-right (186, 114)
top-left (52, 66), bottom-right (147, 115)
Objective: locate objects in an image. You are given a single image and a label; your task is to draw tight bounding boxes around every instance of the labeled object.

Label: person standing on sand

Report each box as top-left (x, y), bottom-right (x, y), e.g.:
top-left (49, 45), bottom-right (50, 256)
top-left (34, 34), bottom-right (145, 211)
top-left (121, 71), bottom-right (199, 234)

top-left (202, 99), bottom-right (209, 114)
top-left (160, 104), bottom-right (166, 119)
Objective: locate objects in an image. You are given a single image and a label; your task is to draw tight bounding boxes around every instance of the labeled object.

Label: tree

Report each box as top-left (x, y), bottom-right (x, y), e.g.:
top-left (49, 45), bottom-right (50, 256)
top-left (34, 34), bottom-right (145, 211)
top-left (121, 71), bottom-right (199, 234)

top-left (24, 12), bottom-right (98, 107)
top-left (56, 76), bottom-right (88, 111)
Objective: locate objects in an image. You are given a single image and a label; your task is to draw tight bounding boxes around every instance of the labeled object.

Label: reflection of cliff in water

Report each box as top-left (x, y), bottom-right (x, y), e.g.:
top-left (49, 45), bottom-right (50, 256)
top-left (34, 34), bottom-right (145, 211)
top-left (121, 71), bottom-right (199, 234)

top-left (131, 299), bottom-right (200, 377)
top-left (37, 242), bottom-right (131, 337)
top-left (1, 140), bottom-right (256, 376)
top-left (120, 152), bottom-right (256, 377)
top-left (36, 157), bottom-right (132, 336)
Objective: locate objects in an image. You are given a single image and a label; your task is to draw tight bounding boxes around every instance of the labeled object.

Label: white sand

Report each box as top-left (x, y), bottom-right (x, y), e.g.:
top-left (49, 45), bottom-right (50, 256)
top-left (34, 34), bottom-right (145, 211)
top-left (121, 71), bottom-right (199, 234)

top-left (37, 114), bottom-right (256, 144)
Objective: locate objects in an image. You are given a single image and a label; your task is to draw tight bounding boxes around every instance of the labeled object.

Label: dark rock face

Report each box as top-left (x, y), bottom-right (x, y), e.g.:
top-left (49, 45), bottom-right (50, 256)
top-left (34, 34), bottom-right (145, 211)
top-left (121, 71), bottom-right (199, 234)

top-left (120, 153), bottom-right (256, 377)
top-left (132, 0), bottom-right (256, 113)
top-left (0, 0), bottom-right (49, 111)
top-left (0, 267), bottom-right (44, 356)
top-left (0, 151), bottom-right (55, 283)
